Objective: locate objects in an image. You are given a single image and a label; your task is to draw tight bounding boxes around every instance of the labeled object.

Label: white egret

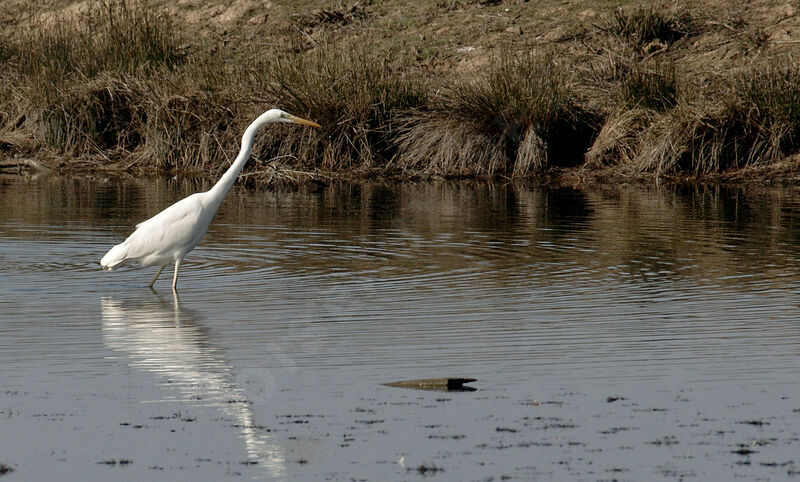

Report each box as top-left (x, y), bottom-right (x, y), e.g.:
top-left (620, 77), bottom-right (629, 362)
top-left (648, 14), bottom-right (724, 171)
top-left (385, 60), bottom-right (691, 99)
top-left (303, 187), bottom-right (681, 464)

top-left (100, 109), bottom-right (320, 291)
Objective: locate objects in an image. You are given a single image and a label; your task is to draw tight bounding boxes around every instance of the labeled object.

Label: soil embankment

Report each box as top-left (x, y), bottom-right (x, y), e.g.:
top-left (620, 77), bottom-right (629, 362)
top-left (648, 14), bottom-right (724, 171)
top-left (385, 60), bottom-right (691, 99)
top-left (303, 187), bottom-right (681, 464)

top-left (2, 1), bottom-right (800, 184)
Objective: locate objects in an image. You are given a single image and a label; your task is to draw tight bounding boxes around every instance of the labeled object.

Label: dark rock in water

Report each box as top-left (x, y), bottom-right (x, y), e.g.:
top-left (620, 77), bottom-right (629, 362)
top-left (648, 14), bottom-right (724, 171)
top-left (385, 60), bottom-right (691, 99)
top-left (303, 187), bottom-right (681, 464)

top-left (384, 378), bottom-right (477, 392)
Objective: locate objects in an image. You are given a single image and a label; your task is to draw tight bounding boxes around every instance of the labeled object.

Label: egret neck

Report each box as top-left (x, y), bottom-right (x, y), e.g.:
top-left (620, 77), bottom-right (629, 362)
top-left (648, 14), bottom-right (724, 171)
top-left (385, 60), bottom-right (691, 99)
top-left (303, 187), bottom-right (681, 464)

top-left (205, 117), bottom-right (265, 211)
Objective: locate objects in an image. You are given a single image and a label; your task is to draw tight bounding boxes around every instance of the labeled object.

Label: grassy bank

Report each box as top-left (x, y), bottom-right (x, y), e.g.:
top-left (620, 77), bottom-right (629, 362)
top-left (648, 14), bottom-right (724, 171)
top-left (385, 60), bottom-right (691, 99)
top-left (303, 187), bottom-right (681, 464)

top-left (2, 0), bottom-right (800, 184)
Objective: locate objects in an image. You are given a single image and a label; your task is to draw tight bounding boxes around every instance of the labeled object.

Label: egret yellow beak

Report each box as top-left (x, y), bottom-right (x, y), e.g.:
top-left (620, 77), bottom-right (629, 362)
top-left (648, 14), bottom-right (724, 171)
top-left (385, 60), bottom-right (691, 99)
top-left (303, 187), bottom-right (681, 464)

top-left (287, 114), bottom-right (321, 128)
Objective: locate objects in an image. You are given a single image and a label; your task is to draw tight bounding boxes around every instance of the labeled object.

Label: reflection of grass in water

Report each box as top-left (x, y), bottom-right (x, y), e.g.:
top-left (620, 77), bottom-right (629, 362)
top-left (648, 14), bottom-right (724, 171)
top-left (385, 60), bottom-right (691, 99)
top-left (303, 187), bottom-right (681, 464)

top-left (4, 175), bottom-right (800, 285)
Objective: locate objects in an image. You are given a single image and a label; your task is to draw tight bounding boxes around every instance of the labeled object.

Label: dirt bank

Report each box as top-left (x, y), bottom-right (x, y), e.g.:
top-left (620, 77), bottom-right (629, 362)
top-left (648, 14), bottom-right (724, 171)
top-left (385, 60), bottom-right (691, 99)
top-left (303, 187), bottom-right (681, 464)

top-left (2, 0), bottom-right (800, 184)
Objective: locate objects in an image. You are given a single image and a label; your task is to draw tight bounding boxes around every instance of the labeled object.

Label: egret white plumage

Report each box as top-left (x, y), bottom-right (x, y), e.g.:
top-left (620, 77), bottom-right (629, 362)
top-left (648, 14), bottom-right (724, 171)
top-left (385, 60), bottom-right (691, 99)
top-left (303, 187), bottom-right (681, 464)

top-left (100, 109), bottom-right (320, 291)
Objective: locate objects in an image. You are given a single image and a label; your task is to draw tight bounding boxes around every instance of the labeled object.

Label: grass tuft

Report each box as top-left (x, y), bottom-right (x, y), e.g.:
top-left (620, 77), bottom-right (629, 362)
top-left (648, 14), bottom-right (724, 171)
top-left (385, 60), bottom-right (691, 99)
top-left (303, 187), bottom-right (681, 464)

top-left (601, 4), bottom-right (695, 52)
top-left (1, 1), bottom-right (798, 182)
top-left (258, 47), bottom-right (428, 171)
top-left (617, 60), bottom-right (678, 113)
top-left (38, 74), bottom-right (147, 156)
top-left (585, 57), bottom-right (677, 168)
top-left (2, 0), bottom-right (181, 154)
top-left (617, 64), bottom-right (800, 175)
top-left (584, 108), bottom-right (655, 168)
top-left (393, 53), bottom-right (597, 177)
top-left (9, 1), bottom-right (180, 91)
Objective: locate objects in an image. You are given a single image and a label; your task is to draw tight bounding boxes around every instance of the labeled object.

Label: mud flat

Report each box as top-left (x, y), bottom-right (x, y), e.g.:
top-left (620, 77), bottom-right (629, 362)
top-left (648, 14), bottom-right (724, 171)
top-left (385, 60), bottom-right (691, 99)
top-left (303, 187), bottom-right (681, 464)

top-left (2, 376), bottom-right (799, 480)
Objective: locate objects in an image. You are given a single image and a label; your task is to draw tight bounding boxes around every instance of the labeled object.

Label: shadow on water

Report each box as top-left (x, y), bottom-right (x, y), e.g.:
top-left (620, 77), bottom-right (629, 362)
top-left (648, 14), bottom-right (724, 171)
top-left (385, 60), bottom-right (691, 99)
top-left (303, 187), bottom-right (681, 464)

top-left (100, 292), bottom-right (286, 479)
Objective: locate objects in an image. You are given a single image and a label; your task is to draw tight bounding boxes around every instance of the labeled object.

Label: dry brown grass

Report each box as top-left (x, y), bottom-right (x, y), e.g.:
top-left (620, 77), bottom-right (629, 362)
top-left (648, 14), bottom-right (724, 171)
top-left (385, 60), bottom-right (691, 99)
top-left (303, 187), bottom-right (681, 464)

top-left (599, 3), bottom-right (699, 54)
top-left (2, 0), bottom-right (800, 183)
top-left (256, 47), bottom-right (428, 172)
top-left (585, 108), bottom-right (655, 168)
top-left (590, 62), bottom-right (800, 177)
top-left (392, 52), bottom-right (598, 178)
top-left (585, 54), bottom-right (677, 169)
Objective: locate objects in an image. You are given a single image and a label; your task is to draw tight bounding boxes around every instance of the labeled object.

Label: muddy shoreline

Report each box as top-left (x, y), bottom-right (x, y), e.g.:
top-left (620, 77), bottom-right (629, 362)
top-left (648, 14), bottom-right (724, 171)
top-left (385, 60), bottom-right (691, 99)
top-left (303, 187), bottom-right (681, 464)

top-left (5, 154), bottom-right (800, 189)
top-left (4, 379), bottom-right (799, 480)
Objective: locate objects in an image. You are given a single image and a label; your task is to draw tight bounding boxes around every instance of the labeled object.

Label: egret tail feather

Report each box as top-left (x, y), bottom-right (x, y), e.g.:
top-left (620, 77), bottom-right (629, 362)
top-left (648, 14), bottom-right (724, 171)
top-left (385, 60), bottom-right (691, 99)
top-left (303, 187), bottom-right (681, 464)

top-left (100, 243), bottom-right (129, 270)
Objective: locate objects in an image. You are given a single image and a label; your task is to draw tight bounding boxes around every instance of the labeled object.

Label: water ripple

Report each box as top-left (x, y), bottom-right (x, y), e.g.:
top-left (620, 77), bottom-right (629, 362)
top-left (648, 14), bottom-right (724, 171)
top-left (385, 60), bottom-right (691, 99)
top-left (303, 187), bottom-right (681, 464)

top-left (3, 179), bottom-right (800, 390)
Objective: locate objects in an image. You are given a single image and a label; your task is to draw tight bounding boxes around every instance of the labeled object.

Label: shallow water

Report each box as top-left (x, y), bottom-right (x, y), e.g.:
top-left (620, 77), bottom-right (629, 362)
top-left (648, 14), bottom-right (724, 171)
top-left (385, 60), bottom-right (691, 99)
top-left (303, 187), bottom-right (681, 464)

top-left (2, 174), bottom-right (800, 480)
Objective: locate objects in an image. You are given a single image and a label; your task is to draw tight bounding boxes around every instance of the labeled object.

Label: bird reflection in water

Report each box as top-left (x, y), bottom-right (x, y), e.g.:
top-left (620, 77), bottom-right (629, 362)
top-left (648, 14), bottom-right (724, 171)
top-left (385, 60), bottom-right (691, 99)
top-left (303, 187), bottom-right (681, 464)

top-left (100, 293), bottom-right (285, 478)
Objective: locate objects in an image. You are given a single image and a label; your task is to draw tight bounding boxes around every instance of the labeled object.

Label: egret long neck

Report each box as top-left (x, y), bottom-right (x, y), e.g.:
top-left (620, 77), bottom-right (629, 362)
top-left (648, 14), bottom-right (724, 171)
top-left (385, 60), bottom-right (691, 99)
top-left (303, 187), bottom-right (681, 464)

top-left (206, 120), bottom-right (264, 206)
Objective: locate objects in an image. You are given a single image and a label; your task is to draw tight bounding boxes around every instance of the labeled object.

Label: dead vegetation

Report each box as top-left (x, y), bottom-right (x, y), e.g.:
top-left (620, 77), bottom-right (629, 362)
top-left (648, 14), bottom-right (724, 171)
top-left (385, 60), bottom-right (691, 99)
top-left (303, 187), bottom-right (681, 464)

top-left (640, 64), bottom-right (800, 175)
top-left (393, 52), bottom-right (597, 177)
top-left (291, 3), bottom-right (366, 29)
top-left (599, 4), bottom-right (698, 54)
top-left (261, 47), bottom-right (427, 172)
top-left (1, 0), bottom-right (800, 184)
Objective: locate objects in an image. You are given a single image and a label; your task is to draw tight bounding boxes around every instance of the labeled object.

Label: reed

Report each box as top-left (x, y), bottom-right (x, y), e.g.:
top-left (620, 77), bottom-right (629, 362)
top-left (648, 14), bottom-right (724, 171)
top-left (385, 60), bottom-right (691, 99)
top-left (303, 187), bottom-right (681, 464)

top-left (3, 0), bottom-right (181, 155)
top-left (585, 57), bottom-right (677, 168)
top-left (618, 60), bottom-right (677, 113)
top-left (11, 1), bottom-right (179, 93)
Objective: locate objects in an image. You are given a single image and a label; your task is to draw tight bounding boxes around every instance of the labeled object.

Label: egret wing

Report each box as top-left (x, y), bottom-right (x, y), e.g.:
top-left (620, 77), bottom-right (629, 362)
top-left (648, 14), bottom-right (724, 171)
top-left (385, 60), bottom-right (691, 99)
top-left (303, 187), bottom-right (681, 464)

top-left (121, 193), bottom-right (213, 265)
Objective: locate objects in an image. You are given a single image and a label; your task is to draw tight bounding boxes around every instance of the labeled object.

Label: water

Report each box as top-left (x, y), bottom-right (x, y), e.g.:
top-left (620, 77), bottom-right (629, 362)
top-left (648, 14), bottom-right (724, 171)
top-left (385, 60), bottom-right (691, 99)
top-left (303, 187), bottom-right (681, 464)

top-left (1, 174), bottom-right (800, 480)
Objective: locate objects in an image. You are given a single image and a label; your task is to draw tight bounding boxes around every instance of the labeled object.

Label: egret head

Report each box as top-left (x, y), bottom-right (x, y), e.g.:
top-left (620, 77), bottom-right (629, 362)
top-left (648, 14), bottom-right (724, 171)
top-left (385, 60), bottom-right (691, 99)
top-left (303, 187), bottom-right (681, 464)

top-left (258, 109), bottom-right (321, 128)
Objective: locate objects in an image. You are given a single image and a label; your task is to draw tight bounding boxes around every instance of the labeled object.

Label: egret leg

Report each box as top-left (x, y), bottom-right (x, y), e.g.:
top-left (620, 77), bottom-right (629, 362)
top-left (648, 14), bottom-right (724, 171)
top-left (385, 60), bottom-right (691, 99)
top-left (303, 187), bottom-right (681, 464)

top-left (172, 259), bottom-right (181, 292)
top-left (149, 265), bottom-right (166, 288)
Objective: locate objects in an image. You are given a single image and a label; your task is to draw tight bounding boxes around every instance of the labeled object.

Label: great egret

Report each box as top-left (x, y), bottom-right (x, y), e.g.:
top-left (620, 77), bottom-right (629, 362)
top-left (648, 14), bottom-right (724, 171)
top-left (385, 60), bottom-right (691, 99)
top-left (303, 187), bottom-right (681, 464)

top-left (100, 109), bottom-right (320, 291)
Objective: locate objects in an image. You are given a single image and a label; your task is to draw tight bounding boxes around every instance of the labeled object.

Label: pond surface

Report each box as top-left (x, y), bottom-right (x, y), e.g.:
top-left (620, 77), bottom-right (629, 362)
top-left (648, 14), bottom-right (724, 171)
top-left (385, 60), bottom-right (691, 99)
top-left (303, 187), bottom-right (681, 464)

top-left (1, 173), bottom-right (800, 480)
